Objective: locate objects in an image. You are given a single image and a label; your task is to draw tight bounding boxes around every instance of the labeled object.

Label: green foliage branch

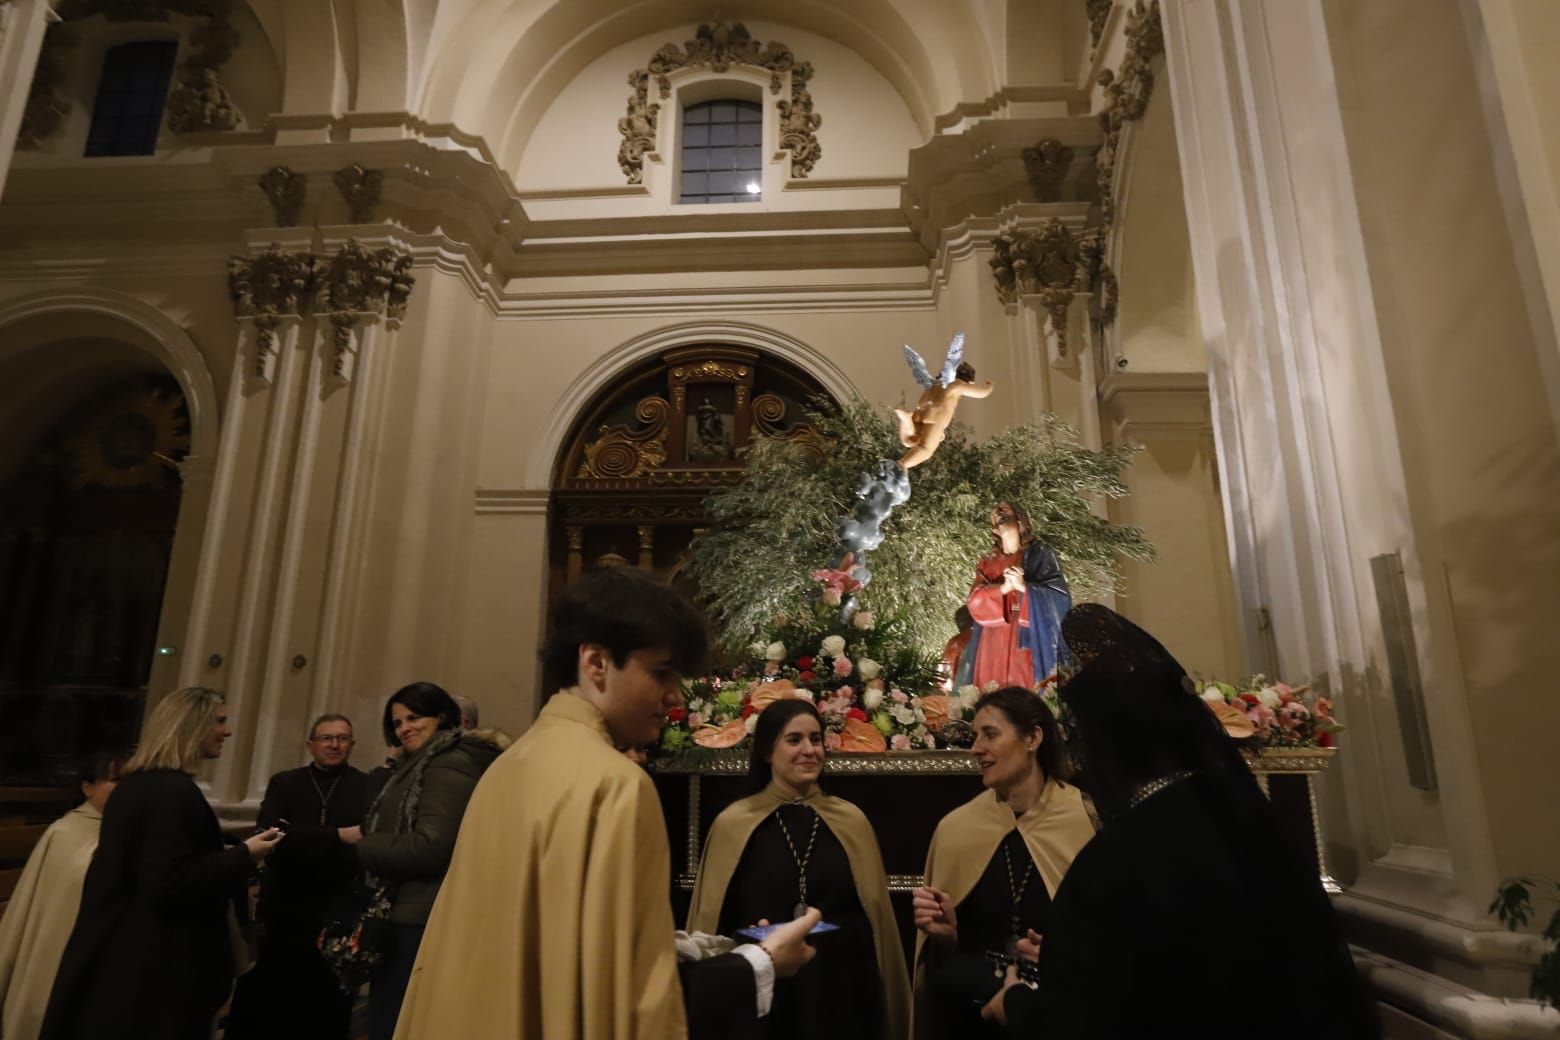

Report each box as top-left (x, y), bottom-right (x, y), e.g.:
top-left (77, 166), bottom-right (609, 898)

top-left (688, 396), bottom-right (1155, 656)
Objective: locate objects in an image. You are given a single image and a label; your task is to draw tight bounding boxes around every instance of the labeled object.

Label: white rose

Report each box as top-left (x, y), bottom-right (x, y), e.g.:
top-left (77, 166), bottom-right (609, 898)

top-left (891, 704), bottom-right (917, 725)
top-left (744, 713), bottom-right (759, 734)
top-left (764, 641), bottom-right (787, 662)
top-left (957, 684), bottom-right (981, 699)
top-left (862, 687), bottom-right (885, 711)
top-left (1256, 686), bottom-right (1282, 710)
top-left (749, 641), bottom-right (768, 659)
top-left (1200, 686), bottom-right (1226, 705)
top-left (793, 687), bottom-right (815, 701)
top-left (857, 658), bottom-right (882, 681)
top-left (913, 706), bottom-right (926, 724)
top-left (820, 635), bottom-right (847, 658)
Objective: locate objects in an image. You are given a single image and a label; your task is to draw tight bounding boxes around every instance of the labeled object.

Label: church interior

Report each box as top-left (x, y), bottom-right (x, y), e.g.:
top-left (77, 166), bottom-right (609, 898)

top-left (1, 0), bottom-right (1558, 1036)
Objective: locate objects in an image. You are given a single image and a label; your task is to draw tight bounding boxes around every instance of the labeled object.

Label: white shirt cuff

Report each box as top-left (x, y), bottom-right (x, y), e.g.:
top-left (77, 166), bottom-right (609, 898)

top-left (732, 943), bottom-right (776, 1018)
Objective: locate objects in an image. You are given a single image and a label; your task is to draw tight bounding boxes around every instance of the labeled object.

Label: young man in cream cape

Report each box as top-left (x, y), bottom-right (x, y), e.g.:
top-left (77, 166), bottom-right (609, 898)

top-left (393, 568), bottom-right (815, 1039)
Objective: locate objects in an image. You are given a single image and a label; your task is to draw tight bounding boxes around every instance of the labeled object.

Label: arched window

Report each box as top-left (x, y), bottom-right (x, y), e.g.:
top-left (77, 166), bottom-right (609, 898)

top-left (679, 100), bottom-right (762, 204)
top-left (84, 41), bottom-right (179, 157)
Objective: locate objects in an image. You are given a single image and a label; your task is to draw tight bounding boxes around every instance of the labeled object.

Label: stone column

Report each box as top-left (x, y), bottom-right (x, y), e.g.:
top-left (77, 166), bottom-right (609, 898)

top-left (0, 0), bottom-right (52, 203)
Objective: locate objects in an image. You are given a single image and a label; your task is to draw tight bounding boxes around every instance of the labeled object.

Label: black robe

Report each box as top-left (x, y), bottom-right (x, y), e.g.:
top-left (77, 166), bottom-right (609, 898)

top-left (1002, 774), bottom-right (1379, 1039)
top-left (39, 768), bottom-right (251, 1040)
top-left (926, 829), bottom-right (1050, 1040)
top-left (716, 803), bottom-right (883, 1040)
top-left (225, 763), bottom-right (370, 1040)
top-left (680, 951), bottom-right (762, 1040)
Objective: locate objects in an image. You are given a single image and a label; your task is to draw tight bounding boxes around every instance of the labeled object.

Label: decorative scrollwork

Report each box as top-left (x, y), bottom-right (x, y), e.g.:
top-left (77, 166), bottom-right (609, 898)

top-left (1095, 0), bottom-right (1163, 224)
top-left (577, 397), bottom-right (671, 479)
top-left (258, 166), bottom-right (306, 227)
top-left (673, 361), bottom-right (748, 383)
top-left (618, 20), bottom-right (821, 184)
top-left (989, 221), bottom-right (1118, 355)
top-left (316, 240), bottom-right (416, 378)
top-left (333, 164), bottom-right (383, 224)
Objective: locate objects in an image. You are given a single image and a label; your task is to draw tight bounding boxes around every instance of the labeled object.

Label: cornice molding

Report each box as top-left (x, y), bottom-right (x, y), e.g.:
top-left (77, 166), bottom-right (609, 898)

top-left (1099, 370), bottom-right (1211, 437)
top-left (473, 489), bottom-right (550, 516)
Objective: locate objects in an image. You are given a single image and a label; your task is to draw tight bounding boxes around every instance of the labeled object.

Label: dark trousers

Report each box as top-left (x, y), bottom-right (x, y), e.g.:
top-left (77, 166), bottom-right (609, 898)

top-left (368, 924), bottom-right (424, 1040)
top-left (227, 927), bottom-right (353, 1040)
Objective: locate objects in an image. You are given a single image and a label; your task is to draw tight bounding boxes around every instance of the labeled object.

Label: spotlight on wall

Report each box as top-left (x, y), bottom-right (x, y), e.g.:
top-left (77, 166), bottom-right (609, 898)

top-left (745, 182), bottom-right (761, 194)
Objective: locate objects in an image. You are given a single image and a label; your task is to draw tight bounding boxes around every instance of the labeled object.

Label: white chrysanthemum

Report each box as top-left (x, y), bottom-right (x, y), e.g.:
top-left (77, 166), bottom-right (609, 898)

top-left (764, 641), bottom-right (787, 662)
top-left (891, 704), bottom-right (916, 725)
top-left (1256, 686), bottom-right (1282, 710)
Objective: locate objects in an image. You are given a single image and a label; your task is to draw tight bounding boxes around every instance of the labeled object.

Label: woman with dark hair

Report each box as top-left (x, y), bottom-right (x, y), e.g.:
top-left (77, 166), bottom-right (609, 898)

top-left (0, 751), bottom-right (125, 1039)
top-left (40, 688), bottom-right (283, 1040)
top-left (336, 681), bottom-right (509, 1040)
top-left (984, 604), bottom-right (1378, 1038)
top-left (963, 502), bottom-right (1072, 689)
top-left (686, 698), bottom-right (910, 1040)
top-left (911, 686), bottom-right (1095, 1040)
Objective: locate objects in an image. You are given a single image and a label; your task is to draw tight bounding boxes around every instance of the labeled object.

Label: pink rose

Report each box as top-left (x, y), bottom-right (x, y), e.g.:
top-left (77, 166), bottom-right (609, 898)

top-left (835, 685), bottom-right (855, 700)
top-left (822, 586), bottom-right (843, 606)
top-left (890, 688), bottom-right (909, 703)
top-left (890, 734), bottom-right (911, 751)
top-left (833, 656), bottom-right (853, 678)
top-left (1246, 704), bottom-right (1276, 733)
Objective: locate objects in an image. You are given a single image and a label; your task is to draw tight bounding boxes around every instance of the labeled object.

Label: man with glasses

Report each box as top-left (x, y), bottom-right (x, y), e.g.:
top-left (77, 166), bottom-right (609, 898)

top-left (227, 714), bottom-right (371, 1040)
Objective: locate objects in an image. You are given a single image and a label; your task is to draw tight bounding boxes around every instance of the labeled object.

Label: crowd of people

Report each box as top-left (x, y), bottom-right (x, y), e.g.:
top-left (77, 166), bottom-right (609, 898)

top-left (0, 567), bottom-right (1381, 1039)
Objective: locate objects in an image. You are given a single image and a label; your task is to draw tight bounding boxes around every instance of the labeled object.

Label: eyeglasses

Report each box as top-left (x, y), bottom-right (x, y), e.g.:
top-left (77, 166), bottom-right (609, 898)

top-left (310, 735), bottom-right (355, 745)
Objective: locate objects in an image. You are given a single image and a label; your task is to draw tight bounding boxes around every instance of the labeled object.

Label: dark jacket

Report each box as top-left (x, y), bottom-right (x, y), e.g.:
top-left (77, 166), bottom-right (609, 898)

top-left (253, 763), bottom-right (370, 936)
top-left (356, 728), bottom-right (509, 926)
top-left (39, 768), bottom-right (251, 1040)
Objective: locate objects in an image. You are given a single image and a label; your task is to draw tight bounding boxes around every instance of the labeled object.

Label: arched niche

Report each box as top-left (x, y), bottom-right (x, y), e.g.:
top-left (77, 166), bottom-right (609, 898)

top-left (0, 291), bottom-right (221, 779)
top-left (548, 344), bottom-right (834, 600)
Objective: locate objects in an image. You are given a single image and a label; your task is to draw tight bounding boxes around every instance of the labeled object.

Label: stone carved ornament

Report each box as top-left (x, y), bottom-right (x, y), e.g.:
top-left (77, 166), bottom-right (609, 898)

top-left (1022, 137), bottom-right (1074, 203)
top-left (333, 164), bottom-right (384, 224)
top-left (258, 166), bottom-right (306, 227)
top-left (1094, 0), bottom-right (1163, 224)
top-left (1086, 0), bottom-right (1113, 49)
top-left (617, 20), bottom-right (821, 184)
top-left (20, 0), bottom-right (241, 148)
top-left (989, 221), bottom-right (1116, 356)
top-left (228, 241), bottom-right (414, 379)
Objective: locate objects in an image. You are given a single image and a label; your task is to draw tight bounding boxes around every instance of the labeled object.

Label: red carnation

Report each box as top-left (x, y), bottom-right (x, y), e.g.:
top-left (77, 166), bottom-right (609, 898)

top-left (798, 670), bottom-right (816, 683)
top-left (796, 656), bottom-right (814, 671)
top-left (846, 707), bottom-right (868, 722)
top-left (1238, 693), bottom-right (1260, 706)
top-left (667, 707), bottom-right (687, 723)
top-left (1317, 731), bottom-right (1336, 748)
top-left (741, 703), bottom-right (757, 719)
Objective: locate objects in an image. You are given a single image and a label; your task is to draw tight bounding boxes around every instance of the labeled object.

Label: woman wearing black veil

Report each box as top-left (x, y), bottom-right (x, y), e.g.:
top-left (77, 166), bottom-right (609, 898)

top-left (986, 604), bottom-right (1379, 1039)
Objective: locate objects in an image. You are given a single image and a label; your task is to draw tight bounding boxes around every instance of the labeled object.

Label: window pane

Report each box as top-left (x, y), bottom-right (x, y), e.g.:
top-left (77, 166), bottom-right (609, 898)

top-left (709, 171), bottom-right (738, 195)
top-left (681, 172), bottom-right (708, 194)
top-left (737, 103), bottom-right (763, 123)
top-left (684, 124), bottom-right (709, 147)
top-left (710, 123), bottom-right (736, 147)
top-left (710, 102), bottom-right (735, 122)
top-left (737, 123), bottom-right (761, 147)
top-left (708, 147), bottom-right (734, 170)
top-left (84, 41), bottom-right (178, 157)
top-left (682, 149), bottom-right (709, 172)
top-left (685, 106), bottom-right (711, 124)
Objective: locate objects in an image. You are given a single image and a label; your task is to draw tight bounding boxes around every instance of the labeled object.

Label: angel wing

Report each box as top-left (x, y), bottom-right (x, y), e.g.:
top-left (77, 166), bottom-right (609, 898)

top-left (937, 332), bottom-right (966, 388)
top-left (902, 344), bottom-right (935, 389)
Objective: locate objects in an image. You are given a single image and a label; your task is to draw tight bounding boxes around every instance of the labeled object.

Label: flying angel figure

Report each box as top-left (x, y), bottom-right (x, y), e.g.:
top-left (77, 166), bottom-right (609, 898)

top-left (894, 333), bottom-right (993, 470)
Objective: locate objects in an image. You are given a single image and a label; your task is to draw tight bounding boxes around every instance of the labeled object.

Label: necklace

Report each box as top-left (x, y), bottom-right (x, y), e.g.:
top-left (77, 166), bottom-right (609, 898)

top-left (1001, 834), bottom-right (1035, 957)
top-left (307, 768), bottom-right (343, 825)
top-left (1129, 769), bottom-right (1196, 809)
top-left (774, 805), bottom-right (820, 920)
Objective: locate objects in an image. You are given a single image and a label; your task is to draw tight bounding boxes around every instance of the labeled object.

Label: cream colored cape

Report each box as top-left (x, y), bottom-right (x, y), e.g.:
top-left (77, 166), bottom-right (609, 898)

top-left (0, 803), bottom-right (101, 1040)
top-left (911, 781), bottom-right (1095, 1040)
top-left (686, 784), bottom-right (912, 1040)
top-left (394, 694), bottom-right (687, 1040)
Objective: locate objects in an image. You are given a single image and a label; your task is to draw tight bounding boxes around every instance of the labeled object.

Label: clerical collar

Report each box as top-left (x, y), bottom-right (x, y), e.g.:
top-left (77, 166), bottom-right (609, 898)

top-left (309, 762), bottom-right (347, 777)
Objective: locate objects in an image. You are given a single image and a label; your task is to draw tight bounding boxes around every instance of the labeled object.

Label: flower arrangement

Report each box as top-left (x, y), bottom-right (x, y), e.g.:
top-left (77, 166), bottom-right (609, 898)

top-left (659, 573), bottom-right (990, 757)
top-left (1195, 676), bottom-right (1342, 749)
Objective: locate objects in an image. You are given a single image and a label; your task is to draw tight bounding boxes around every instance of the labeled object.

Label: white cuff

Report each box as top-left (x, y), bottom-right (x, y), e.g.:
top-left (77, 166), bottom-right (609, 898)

top-left (732, 943), bottom-right (776, 1018)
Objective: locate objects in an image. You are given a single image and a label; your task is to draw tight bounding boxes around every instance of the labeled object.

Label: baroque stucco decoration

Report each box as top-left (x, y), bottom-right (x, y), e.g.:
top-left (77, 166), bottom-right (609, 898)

top-left (258, 166), bottom-right (306, 227)
top-left (577, 397), bottom-right (671, 479)
top-left (19, 0), bottom-right (241, 148)
top-left (1094, 0), bottom-right (1163, 224)
top-left (1086, 0), bottom-right (1112, 49)
top-left (617, 20), bottom-right (821, 184)
top-left (315, 240), bottom-right (415, 379)
top-left (1022, 138), bottom-right (1074, 203)
top-left (989, 221), bottom-right (1116, 357)
top-left (333, 164), bottom-right (384, 224)
top-left (228, 241), bottom-right (414, 382)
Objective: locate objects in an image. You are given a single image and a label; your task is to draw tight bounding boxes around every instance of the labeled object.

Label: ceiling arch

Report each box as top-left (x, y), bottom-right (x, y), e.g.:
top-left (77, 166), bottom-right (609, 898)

top-left (415, 0), bottom-right (1000, 174)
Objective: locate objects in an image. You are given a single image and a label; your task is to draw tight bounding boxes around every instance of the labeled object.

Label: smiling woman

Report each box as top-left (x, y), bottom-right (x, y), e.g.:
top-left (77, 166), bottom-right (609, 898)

top-left (687, 698), bottom-right (911, 1040)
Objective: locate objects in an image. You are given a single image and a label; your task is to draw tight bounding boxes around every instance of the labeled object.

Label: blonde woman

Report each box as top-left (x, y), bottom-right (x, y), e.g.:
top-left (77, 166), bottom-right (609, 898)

top-left (39, 688), bottom-right (283, 1040)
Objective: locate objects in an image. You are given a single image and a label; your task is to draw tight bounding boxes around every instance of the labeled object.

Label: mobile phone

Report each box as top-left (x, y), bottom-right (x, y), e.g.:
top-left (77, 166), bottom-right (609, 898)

top-left (734, 920), bottom-right (841, 942)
